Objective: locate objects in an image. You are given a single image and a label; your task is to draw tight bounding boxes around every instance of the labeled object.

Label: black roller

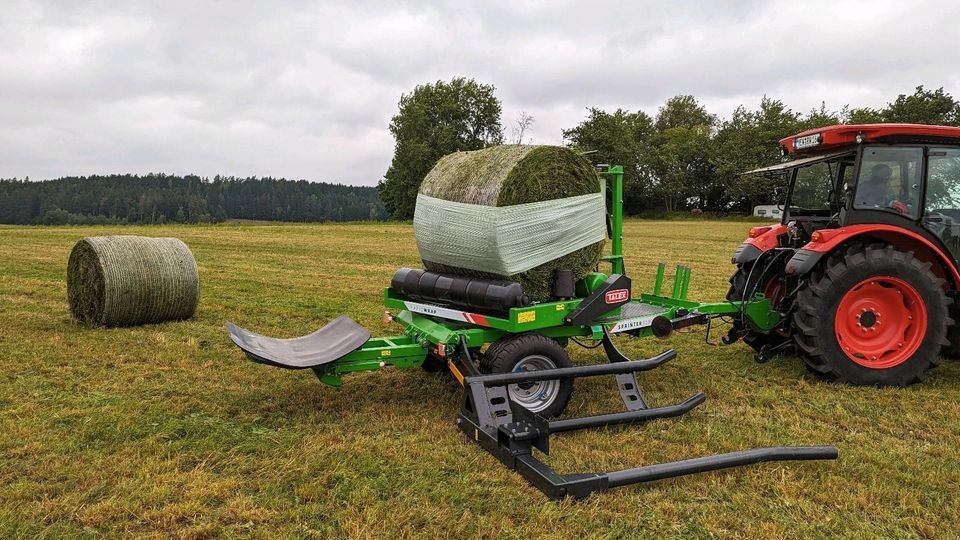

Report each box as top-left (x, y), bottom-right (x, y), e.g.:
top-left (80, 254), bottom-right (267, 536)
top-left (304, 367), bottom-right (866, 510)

top-left (552, 268), bottom-right (575, 299)
top-left (391, 268), bottom-right (530, 312)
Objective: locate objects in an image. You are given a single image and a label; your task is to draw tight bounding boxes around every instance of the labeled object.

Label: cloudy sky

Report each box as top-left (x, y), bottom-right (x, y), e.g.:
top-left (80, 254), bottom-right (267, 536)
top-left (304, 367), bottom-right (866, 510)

top-left (3, 1), bottom-right (959, 186)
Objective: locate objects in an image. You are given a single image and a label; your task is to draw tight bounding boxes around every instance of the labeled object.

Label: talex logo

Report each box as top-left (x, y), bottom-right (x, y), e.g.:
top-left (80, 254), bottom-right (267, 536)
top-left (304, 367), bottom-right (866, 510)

top-left (605, 289), bottom-right (629, 304)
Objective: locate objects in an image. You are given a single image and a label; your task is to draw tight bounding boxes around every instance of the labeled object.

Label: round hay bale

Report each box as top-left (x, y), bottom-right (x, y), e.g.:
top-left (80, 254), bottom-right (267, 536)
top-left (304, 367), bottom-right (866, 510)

top-left (67, 236), bottom-right (199, 327)
top-left (417, 145), bottom-right (605, 301)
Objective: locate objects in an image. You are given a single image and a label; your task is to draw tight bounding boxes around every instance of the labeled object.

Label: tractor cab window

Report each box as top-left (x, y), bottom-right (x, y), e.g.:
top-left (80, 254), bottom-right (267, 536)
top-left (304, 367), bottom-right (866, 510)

top-left (854, 147), bottom-right (922, 218)
top-left (788, 155), bottom-right (852, 219)
top-left (922, 147), bottom-right (960, 261)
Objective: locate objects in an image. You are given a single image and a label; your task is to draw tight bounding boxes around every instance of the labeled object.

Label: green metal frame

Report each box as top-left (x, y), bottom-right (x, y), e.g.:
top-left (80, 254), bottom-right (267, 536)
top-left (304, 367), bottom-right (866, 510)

top-left (309, 164), bottom-right (780, 387)
top-left (601, 165), bottom-right (626, 275)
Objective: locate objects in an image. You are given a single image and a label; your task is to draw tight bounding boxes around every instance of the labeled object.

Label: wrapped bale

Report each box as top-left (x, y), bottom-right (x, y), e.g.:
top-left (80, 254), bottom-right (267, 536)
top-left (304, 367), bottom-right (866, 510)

top-left (414, 145), bottom-right (606, 301)
top-left (67, 236), bottom-right (199, 327)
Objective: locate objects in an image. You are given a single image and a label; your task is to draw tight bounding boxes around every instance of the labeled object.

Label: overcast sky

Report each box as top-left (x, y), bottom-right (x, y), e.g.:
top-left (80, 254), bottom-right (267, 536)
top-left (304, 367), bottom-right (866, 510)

top-left (3, 1), bottom-right (959, 186)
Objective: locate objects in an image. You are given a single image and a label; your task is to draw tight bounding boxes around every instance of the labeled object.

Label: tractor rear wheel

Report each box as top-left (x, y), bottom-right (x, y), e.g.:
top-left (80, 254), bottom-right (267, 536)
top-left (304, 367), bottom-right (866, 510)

top-left (480, 333), bottom-right (573, 418)
top-left (941, 299), bottom-right (960, 360)
top-left (726, 258), bottom-right (789, 356)
top-left (792, 243), bottom-right (950, 386)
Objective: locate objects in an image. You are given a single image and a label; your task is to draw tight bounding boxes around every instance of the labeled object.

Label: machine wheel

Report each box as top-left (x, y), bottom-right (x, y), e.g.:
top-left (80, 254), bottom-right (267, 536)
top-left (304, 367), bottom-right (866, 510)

top-left (792, 243), bottom-right (950, 386)
top-left (480, 333), bottom-right (574, 418)
top-left (941, 298), bottom-right (960, 360)
top-left (726, 258), bottom-right (789, 355)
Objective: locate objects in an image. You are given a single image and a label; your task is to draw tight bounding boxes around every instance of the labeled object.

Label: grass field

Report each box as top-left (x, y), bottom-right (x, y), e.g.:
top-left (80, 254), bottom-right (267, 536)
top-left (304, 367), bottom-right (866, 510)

top-left (2, 220), bottom-right (959, 539)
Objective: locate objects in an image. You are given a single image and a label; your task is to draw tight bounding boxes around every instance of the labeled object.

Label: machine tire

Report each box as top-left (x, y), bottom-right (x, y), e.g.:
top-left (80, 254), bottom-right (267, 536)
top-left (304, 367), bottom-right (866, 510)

top-left (941, 298), bottom-right (960, 360)
top-left (480, 333), bottom-right (574, 418)
top-left (726, 258), bottom-right (789, 355)
top-left (792, 243), bottom-right (950, 386)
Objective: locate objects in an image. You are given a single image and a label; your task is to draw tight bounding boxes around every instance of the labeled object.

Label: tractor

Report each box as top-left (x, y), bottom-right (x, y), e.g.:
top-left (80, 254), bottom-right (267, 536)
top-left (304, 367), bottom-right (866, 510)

top-left (727, 123), bottom-right (960, 386)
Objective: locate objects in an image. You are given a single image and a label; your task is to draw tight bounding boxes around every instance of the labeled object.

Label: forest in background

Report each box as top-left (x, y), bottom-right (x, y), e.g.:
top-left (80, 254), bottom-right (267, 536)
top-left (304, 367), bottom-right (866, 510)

top-left (0, 174), bottom-right (387, 225)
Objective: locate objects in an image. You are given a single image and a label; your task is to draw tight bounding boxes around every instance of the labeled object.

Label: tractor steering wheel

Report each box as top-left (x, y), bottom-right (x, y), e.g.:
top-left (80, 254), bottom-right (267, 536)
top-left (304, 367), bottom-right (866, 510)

top-left (889, 200), bottom-right (909, 214)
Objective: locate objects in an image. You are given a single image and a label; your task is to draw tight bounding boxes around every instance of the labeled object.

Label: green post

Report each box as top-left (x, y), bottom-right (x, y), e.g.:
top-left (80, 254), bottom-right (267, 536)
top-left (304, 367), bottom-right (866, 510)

top-left (653, 262), bottom-right (665, 296)
top-left (599, 165), bottom-right (625, 276)
top-left (671, 265), bottom-right (683, 299)
top-left (679, 266), bottom-right (691, 300)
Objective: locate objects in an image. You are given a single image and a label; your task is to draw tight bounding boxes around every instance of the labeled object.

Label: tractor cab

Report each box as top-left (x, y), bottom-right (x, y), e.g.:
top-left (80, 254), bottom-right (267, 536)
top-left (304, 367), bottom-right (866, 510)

top-left (730, 124), bottom-right (960, 385)
top-left (746, 124), bottom-right (960, 256)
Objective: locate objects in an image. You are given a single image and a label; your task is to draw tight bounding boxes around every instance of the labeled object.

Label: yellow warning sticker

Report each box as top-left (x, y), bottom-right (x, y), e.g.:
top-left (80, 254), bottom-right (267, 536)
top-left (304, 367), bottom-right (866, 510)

top-left (381, 350), bottom-right (391, 357)
top-left (517, 311), bottom-right (536, 323)
top-left (555, 304), bottom-right (565, 311)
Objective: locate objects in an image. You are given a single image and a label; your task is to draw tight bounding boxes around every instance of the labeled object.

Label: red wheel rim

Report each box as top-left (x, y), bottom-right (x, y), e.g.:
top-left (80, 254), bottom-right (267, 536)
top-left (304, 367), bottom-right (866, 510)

top-left (763, 277), bottom-right (785, 309)
top-left (834, 276), bottom-right (927, 369)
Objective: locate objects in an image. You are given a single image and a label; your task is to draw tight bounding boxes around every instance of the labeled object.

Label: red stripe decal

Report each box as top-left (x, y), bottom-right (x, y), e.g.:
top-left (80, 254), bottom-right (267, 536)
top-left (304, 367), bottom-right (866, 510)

top-left (470, 314), bottom-right (489, 327)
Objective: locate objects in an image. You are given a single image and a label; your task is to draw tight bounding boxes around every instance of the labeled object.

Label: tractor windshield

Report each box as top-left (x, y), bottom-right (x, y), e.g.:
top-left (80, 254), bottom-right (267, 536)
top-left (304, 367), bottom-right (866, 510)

top-left (787, 153), bottom-right (855, 219)
top-left (853, 147), bottom-right (923, 218)
top-left (922, 147), bottom-right (960, 261)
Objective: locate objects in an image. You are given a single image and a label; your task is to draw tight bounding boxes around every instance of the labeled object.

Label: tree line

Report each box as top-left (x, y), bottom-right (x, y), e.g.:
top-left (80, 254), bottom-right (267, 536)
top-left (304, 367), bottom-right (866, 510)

top-left (0, 174), bottom-right (387, 225)
top-left (379, 83), bottom-right (960, 218)
top-left (5, 82), bottom-right (958, 225)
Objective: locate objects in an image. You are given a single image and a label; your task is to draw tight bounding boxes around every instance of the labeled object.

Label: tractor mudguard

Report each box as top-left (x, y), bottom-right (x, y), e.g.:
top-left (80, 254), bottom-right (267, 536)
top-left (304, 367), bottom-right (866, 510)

top-left (784, 224), bottom-right (960, 285)
top-left (226, 316), bottom-right (371, 369)
top-left (731, 224), bottom-right (788, 264)
top-left (784, 248), bottom-right (822, 275)
top-left (732, 243), bottom-right (763, 264)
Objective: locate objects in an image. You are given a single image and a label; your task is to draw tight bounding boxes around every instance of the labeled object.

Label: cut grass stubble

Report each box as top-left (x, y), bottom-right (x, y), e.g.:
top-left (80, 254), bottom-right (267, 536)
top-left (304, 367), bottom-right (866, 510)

top-left (0, 220), bottom-right (958, 538)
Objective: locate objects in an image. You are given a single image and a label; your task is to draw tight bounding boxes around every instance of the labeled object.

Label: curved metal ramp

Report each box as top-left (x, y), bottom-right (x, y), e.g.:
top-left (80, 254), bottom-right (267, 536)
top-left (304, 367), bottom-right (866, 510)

top-left (226, 316), bottom-right (370, 369)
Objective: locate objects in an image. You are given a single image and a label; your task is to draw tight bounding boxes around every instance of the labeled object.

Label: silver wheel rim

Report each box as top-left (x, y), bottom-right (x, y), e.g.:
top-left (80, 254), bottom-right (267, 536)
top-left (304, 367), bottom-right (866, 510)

top-left (508, 354), bottom-right (559, 414)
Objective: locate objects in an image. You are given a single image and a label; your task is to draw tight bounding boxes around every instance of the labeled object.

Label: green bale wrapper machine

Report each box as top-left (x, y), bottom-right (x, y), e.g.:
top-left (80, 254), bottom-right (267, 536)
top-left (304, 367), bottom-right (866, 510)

top-left (227, 165), bottom-right (836, 499)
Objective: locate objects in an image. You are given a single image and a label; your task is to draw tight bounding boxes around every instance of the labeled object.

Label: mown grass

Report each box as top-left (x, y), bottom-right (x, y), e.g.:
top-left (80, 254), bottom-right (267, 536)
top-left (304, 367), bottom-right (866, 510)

top-left (1, 220), bottom-right (959, 539)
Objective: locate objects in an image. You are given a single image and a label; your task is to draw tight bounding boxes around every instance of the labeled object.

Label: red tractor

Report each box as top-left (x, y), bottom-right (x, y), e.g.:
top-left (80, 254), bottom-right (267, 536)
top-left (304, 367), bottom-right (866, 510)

top-left (727, 123), bottom-right (960, 386)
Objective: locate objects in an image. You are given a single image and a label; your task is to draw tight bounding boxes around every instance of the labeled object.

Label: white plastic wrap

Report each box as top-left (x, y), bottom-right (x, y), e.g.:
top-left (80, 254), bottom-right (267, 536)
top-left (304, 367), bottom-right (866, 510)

top-left (413, 192), bottom-right (607, 276)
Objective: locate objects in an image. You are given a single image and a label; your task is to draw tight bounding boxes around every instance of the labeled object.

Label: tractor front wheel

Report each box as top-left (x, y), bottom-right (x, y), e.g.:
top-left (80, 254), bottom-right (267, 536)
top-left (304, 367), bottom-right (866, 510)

top-left (792, 243), bottom-right (950, 386)
top-left (480, 333), bottom-right (574, 418)
top-left (726, 258), bottom-right (789, 356)
top-left (941, 299), bottom-right (960, 360)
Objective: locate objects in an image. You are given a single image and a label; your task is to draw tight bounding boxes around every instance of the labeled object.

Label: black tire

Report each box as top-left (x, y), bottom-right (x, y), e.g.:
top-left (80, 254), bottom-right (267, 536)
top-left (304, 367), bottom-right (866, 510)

top-left (726, 259), bottom-right (789, 354)
top-left (479, 333), bottom-right (573, 418)
top-left (792, 243), bottom-right (950, 386)
top-left (942, 298), bottom-right (960, 360)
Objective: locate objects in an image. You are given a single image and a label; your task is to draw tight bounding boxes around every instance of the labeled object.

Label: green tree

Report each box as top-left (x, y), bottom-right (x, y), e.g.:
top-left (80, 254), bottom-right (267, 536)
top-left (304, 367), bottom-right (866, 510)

top-left (647, 95), bottom-right (718, 211)
top-left (378, 78), bottom-right (503, 219)
top-left (562, 108), bottom-right (655, 213)
top-left (800, 102), bottom-right (842, 130)
top-left (654, 94), bottom-right (716, 131)
top-left (714, 97), bottom-right (802, 209)
top-left (880, 86), bottom-right (960, 125)
top-left (845, 106), bottom-right (884, 124)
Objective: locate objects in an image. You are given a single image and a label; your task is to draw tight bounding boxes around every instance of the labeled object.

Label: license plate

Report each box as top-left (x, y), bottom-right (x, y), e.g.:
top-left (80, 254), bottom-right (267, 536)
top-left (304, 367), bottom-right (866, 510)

top-left (794, 133), bottom-right (822, 149)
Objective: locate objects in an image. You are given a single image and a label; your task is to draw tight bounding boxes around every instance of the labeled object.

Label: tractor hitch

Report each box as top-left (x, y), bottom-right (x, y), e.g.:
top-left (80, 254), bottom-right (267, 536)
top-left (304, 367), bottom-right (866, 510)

top-left (457, 347), bottom-right (838, 499)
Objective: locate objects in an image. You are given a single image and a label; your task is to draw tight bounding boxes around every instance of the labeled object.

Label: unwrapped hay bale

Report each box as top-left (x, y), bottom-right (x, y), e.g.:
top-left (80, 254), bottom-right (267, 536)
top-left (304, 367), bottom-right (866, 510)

top-left (415, 145), bottom-right (605, 301)
top-left (67, 236), bottom-right (199, 327)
